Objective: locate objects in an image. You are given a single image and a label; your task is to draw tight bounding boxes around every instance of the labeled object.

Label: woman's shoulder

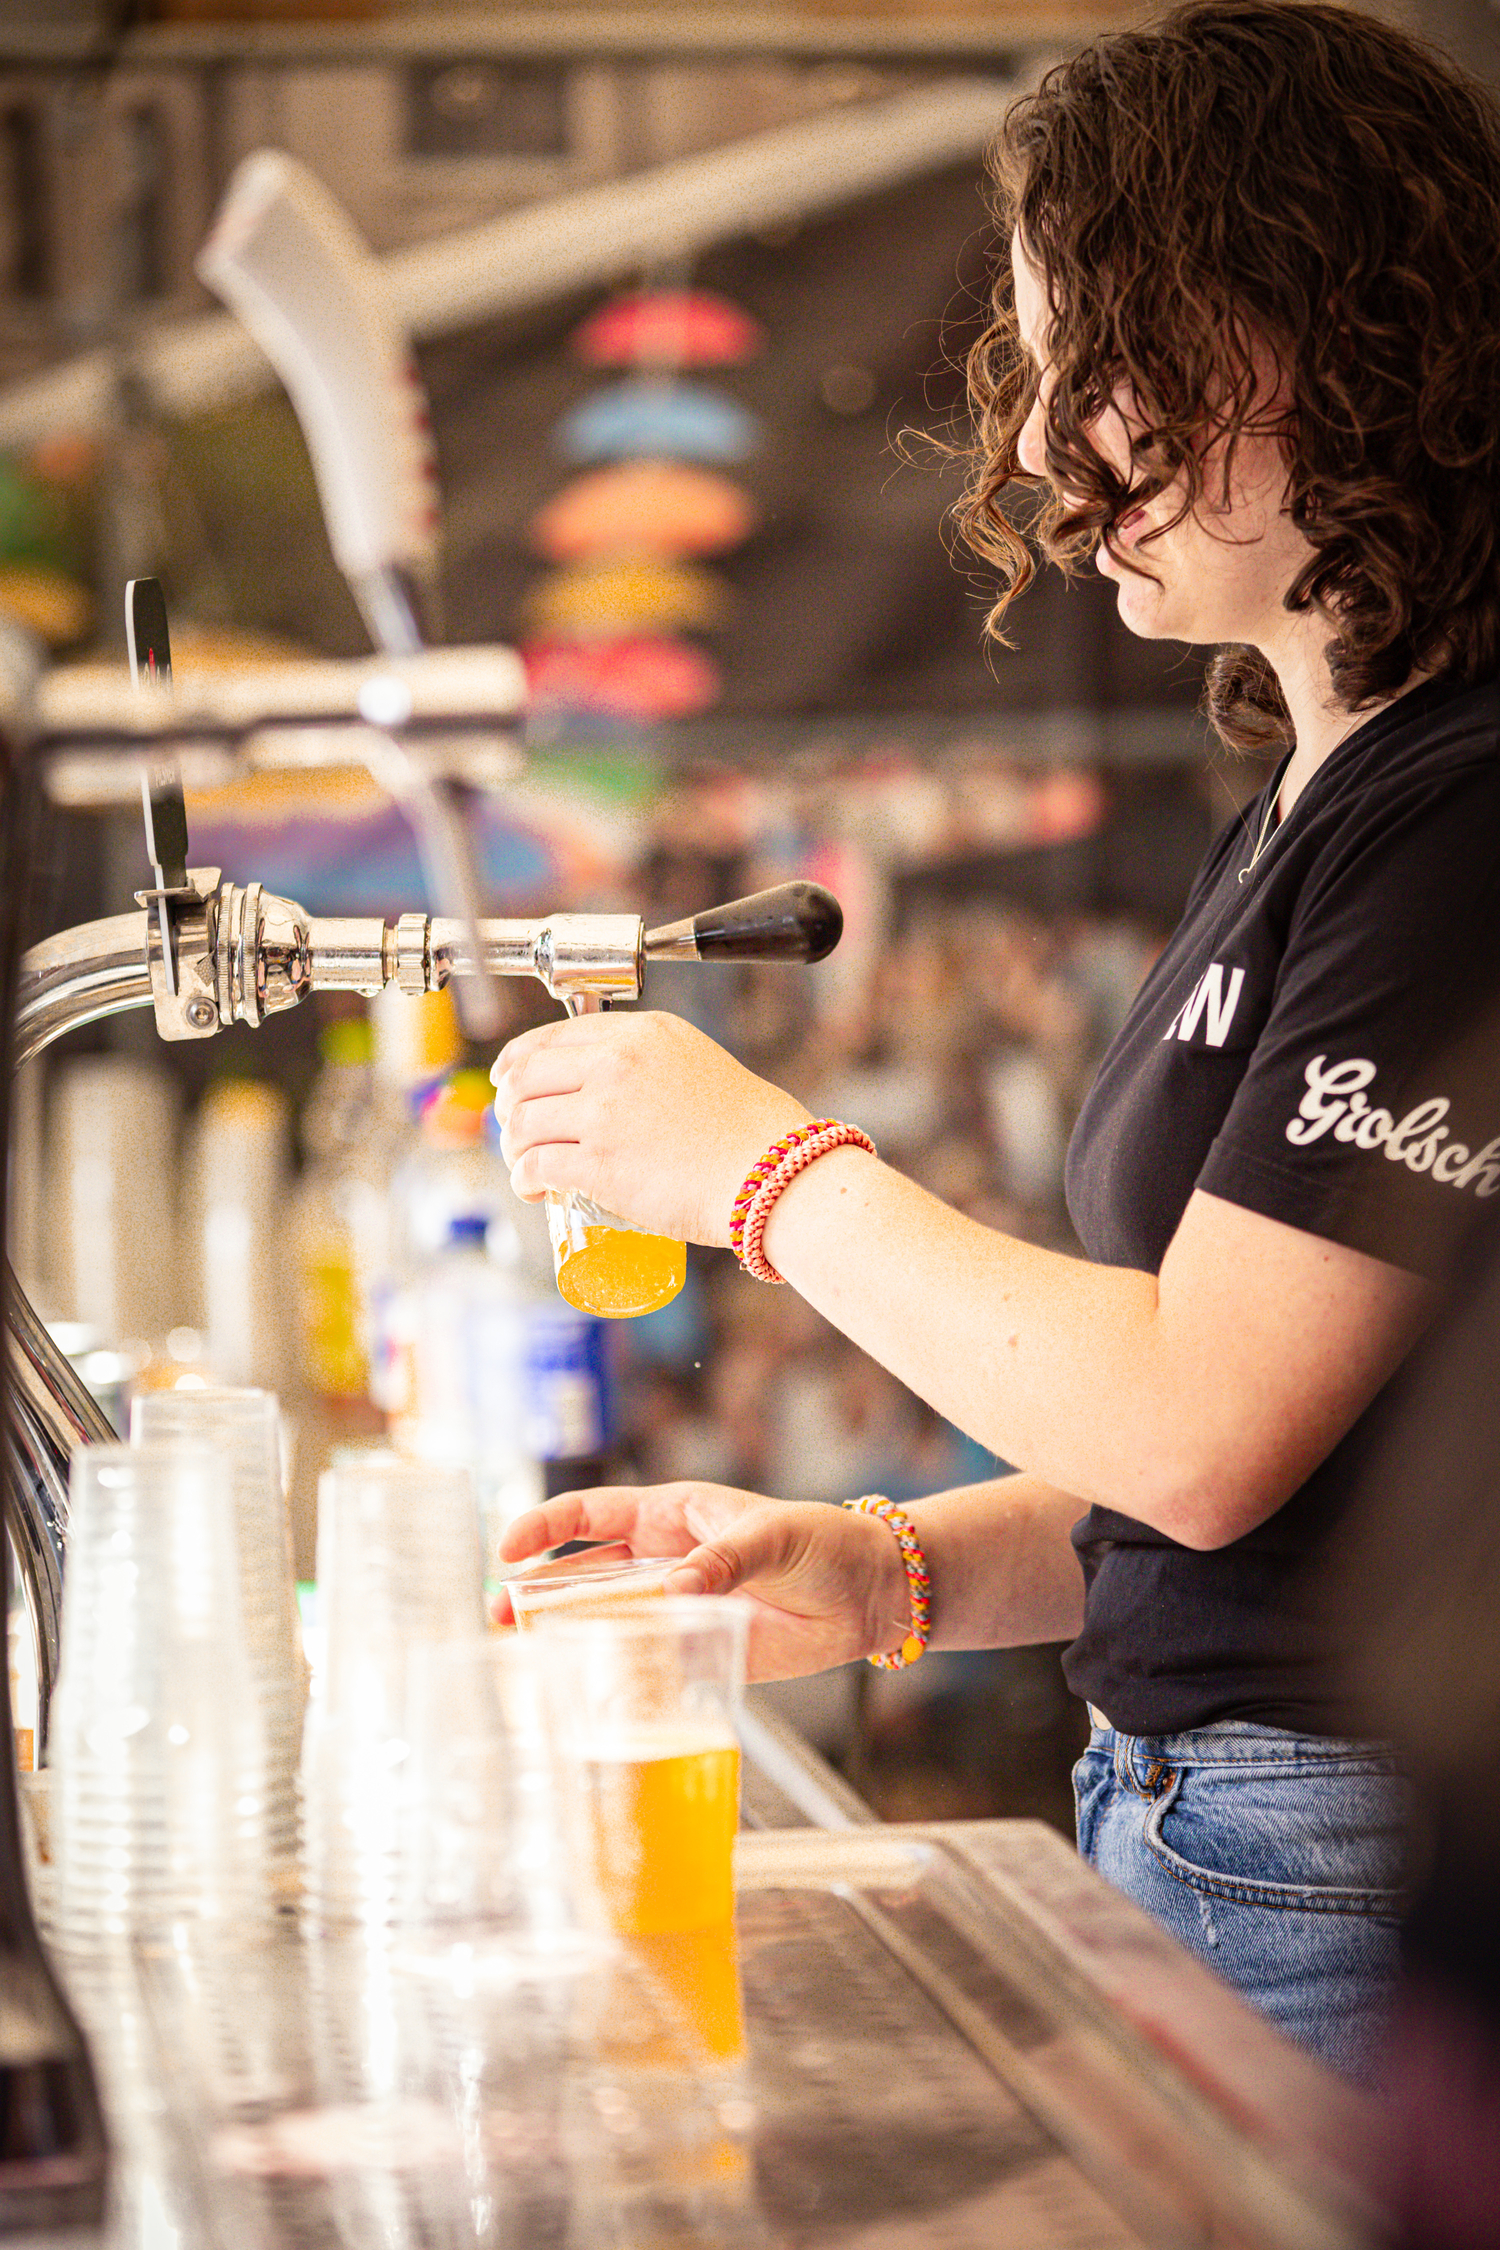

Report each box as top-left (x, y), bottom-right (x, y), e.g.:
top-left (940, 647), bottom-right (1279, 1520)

top-left (1297, 671), bottom-right (1500, 886)
top-left (1337, 670), bottom-right (1500, 794)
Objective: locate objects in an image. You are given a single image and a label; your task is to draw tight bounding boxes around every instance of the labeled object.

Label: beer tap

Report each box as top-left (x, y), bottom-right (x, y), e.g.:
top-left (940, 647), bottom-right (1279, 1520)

top-left (6, 741), bottom-right (841, 1742)
top-left (195, 149), bottom-right (506, 1039)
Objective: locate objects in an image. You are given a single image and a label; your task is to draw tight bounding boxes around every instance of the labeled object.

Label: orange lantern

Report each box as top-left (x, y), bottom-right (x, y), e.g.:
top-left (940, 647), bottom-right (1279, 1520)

top-left (520, 556), bottom-right (731, 640)
top-left (529, 461), bottom-right (759, 562)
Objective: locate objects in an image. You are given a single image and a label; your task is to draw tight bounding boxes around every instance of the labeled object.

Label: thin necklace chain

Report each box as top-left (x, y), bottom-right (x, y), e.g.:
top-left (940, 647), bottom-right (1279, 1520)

top-left (1235, 683), bottom-right (1417, 888)
top-left (1237, 786), bottom-right (1281, 884)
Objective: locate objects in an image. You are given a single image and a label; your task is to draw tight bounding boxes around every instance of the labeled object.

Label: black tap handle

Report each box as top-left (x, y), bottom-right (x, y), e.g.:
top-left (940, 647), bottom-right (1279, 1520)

top-left (684, 882), bottom-right (843, 964)
top-left (127, 578), bottom-right (189, 890)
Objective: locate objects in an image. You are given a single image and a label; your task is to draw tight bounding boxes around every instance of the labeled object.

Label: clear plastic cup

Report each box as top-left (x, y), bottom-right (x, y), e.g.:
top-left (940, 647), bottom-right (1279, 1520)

top-left (506, 1551), bottom-right (674, 1629)
top-left (49, 1443), bottom-right (272, 1948)
top-left (300, 1458), bottom-right (486, 1933)
top-left (545, 1189), bottom-right (686, 1320)
top-left (530, 1598), bottom-right (750, 2066)
top-left (131, 1387), bottom-right (305, 1898)
top-left (396, 1635), bottom-right (605, 1966)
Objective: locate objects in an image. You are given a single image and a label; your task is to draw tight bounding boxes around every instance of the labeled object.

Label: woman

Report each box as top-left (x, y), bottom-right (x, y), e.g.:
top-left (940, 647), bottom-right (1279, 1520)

top-left (491, 0), bottom-right (1500, 2079)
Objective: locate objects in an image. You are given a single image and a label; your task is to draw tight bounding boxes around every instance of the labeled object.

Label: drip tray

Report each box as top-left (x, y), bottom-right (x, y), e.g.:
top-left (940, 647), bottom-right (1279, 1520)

top-left (733, 1824), bottom-right (1376, 2250)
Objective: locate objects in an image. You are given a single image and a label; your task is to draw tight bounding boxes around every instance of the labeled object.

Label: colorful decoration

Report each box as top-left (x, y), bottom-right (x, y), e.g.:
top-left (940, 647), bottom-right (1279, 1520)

top-left (572, 291), bottom-right (764, 369)
top-left (554, 380), bottom-right (760, 467)
top-left (519, 284), bottom-right (765, 732)
top-left (520, 556), bottom-right (730, 641)
top-left (522, 635), bottom-right (722, 722)
top-left (529, 460), bottom-right (759, 562)
top-left (181, 763), bottom-right (636, 914)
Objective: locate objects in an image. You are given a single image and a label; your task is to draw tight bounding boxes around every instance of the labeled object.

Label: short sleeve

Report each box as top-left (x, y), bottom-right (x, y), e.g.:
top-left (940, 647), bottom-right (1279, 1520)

top-left (1196, 766), bottom-right (1500, 1276)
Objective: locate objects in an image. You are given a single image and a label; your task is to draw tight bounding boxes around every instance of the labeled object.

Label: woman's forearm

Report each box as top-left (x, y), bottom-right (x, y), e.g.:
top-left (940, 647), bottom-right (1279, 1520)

top-left (764, 1147), bottom-right (1164, 1517)
top-left (910, 1474), bottom-right (1087, 1648)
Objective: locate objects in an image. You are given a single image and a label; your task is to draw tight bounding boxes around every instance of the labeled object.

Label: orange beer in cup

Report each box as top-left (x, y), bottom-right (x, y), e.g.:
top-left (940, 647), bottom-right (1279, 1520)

top-left (535, 1599), bottom-right (751, 2065)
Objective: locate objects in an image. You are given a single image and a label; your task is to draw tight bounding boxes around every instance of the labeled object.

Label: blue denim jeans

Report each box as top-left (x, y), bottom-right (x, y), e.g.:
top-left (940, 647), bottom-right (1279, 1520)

top-left (1074, 1718), bottom-right (1410, 2083)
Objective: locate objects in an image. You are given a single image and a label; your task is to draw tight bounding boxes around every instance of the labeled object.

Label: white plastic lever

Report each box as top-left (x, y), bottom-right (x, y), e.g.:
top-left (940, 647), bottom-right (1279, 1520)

top-left (196, 151), bottom-right (439, 620)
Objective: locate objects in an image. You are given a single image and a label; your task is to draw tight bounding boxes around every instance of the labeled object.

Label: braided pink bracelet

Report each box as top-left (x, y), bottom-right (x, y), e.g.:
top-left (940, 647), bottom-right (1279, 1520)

top-left (736, 1120), bottom-right (876, 1283)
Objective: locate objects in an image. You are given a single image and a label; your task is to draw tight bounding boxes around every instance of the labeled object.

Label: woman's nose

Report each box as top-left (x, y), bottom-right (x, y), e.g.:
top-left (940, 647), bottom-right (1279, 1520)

top-left (1016, 393), bottom-right (1048, 479)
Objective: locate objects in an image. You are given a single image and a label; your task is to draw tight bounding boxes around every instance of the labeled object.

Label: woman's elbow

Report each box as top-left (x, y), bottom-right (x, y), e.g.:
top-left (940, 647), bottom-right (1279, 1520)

top-left (1131, 1452), bottom-right (1285, 1551)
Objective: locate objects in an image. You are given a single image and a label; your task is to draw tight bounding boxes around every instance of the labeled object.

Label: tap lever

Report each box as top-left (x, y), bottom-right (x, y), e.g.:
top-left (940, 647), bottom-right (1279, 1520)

top-left (646, 881), bottom-right (843, 966)
top-left (139, 765), bottom-right (189, 893)
top-left (127, 579), bottom-right (191, 1000)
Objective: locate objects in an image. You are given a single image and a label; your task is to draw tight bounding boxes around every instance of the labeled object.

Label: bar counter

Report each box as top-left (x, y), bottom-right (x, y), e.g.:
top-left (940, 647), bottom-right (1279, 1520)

top-left (47, 1814), bottom-right (1381, 2250)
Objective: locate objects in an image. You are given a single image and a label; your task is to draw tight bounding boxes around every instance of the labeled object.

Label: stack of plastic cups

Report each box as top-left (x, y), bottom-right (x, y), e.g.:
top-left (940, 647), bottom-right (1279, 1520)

top-left (397, 1633), bottom-right (606, 1967)
top-left (301, 1457), bottom-right (486, 1934)
top-left (131, 1388), bottom-right (307, 1907)
top-left (49, 1444), bottom-right (272, 1951)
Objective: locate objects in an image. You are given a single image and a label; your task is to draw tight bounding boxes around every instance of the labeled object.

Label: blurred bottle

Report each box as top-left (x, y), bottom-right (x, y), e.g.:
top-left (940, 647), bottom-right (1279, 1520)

top-left (375, 1074), bottom-right (539, 1577)
top-left (514, 1195), bottom-right (616, 1501)
top-left (292, 1018), bottom-right (382, 1407)
top-left (371, 982), bottom-right (464, 1108)
top-left (46, 1055), bottom-right (180, 1347)
top-left (185, 1079), bottom-right (290, 1390)
top-left (289, 994), bottom-right (463, 1575)
top-left (375, 1075), bottom-right (614, 1579)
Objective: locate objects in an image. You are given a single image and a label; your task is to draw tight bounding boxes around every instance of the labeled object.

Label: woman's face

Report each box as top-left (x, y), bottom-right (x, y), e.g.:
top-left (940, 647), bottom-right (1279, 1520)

top-left (1009, 231), bottom-right (1313, 655)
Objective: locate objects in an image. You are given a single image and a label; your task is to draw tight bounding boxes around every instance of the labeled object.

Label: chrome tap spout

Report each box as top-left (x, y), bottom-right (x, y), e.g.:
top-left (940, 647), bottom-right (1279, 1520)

top-left (15, 914), bottom-right (154, 1070)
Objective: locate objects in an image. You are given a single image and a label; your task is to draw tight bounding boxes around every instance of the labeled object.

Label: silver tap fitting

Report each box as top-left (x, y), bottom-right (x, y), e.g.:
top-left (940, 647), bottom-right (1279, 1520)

top-left (126, 873), bottom-right (650, 1045)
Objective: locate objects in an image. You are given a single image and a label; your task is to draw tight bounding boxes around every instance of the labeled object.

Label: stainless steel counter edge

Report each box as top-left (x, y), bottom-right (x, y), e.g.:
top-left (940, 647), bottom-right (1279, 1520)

top-left (735, 1822), bottom-right (1382, 2250)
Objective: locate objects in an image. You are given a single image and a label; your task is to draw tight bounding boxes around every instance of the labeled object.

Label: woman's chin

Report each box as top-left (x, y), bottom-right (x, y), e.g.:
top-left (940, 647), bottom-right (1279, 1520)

top-left (1105, 573), bottom-right (1170, 639)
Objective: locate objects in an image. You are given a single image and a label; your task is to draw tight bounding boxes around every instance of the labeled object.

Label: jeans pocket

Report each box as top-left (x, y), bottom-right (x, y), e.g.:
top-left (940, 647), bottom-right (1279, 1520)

top-left (1071, 1742), bottom-right (1112, 1864)
top-left (1141, 1763), bottom-right (1409, 1919)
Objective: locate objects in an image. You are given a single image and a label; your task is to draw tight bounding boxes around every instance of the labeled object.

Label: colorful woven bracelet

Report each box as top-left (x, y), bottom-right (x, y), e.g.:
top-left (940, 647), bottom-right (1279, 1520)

top-left (842, 1495), bottom-right (931, 1670)
top-left (729, 1119), bottom-right (838, 1261)
top-left (737, 1121), bottom-right (876, 1284)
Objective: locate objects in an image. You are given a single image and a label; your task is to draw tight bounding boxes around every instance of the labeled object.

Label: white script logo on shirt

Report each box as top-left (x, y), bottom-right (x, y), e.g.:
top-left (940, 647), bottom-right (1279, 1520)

top-left (1163, 962), bottom-right (1246, 1047)
top-left (1286, 1055), bottom-right (1500, 1194)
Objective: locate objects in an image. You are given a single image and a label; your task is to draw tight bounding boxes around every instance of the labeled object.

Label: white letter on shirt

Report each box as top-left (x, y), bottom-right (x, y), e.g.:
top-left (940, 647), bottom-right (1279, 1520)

top-left (1173, 963), bottom-right (1246, 1048)
top-left (1455, 1136), bottom-right (1500, 1196)
top-left (1286, 1056), bottom-right (1378, 1145)
top-left (1385, 1098), bottom-right (1451, 1173)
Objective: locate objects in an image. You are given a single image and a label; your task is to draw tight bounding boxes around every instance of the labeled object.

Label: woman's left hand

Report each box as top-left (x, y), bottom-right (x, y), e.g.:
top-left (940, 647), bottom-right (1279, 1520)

top-left (490, 1011), bottom-right (810, 1245)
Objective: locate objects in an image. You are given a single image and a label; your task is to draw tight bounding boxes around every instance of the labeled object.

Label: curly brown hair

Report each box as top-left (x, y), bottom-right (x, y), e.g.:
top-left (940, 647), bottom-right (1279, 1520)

top-left (961, 0), bottom-right (1500, 752)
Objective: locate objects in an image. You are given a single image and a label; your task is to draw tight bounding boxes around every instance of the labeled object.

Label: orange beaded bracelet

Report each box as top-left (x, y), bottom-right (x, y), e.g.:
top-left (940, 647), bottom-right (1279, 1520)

top-left (731, 1120), bottom-right (877, 1284)
top-left (729, 1120), bottom-right (838, 1262)
top-left (842, 1495), bottom-right (931, 1669)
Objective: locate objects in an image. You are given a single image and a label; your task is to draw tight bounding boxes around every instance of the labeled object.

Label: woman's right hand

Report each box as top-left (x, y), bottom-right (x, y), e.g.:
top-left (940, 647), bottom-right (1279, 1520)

top-left (494, 1483), bottom-right (909, 1681)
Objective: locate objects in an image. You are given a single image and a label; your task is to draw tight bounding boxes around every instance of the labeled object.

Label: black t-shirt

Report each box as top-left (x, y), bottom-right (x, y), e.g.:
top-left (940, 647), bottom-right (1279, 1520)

top-left (1062, 670), bottom-right (1500, 1736)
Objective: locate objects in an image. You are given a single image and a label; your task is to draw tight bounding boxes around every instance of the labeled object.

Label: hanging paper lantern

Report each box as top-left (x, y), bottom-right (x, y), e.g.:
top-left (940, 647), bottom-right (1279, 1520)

top-left (554, 380), bottom-right (760, 467)
top-left (523, 636), bottom-right (722, 722)
top-left (520, 556), bottom-right (731, 640)
top-left (573, 291), bottom-right (764, 369)
top-left (529, 461), bottom-right (759, 562)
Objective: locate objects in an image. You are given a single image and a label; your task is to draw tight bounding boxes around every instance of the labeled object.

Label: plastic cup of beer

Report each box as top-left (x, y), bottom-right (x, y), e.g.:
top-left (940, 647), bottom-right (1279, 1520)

top-left (545, 1189), bottom-right (686, 1320)
top-left (506, 1550), bottom-right (675, 1630)
top-left (532, 1597), bottom-right (750, 2064)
